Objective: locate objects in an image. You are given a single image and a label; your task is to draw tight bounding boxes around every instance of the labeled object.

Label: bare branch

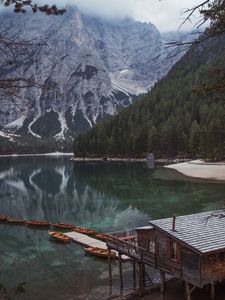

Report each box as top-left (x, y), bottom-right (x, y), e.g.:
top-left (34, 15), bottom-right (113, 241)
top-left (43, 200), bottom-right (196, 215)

top-left (0, 0), bottom-right (66, 15)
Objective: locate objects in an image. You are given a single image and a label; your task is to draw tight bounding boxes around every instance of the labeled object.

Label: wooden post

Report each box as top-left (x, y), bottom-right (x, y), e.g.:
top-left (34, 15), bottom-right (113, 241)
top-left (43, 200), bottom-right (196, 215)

top-left (160, 270), bottom-right (165, 300)
top-left (142, 263), bottom-right (145, 294)
top-left (185, 282), bottom-right (197, 300)
top-left (186, 282), bottom-right (192, 300)
top-left (183, 281), bottom-right (186, 299)
top-left (138, 262), bottom-right (142, 297)
top-left (108, 247), bottom-right (112, 290)
top-left (118, 252), bottom-right (123, 290)
top-left (211, 282), bottom-right (215, 300)
top-left (133, 259), bottom-right (136, 290)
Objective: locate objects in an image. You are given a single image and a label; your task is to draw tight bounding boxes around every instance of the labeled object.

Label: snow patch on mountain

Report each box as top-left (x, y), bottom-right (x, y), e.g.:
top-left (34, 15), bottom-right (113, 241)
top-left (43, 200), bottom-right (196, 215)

top-left (5, 116), bottom-right (26, 131)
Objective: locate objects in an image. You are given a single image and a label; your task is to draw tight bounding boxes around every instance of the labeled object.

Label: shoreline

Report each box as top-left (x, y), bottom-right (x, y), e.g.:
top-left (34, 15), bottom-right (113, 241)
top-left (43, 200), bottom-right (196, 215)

top-left (0, 152), bottom-right (73, 158)
top-left (165, 160), bottom-right (225, 181)
top-left (1, 154), bottom-right (224, 182)
top-left (71, 157), bottom-right (191, 163)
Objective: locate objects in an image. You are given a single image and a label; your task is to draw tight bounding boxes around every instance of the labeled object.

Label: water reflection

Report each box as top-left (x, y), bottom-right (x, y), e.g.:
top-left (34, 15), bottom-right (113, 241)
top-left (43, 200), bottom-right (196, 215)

top-left (0, 158), bottom-right (150, 231)
top-left (0, 157), bottom-right (225, 300)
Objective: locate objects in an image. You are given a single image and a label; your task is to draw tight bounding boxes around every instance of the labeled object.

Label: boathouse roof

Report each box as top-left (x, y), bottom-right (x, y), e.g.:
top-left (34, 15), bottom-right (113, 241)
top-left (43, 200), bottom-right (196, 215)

top-left (149, 210), bottom-right (225, 255)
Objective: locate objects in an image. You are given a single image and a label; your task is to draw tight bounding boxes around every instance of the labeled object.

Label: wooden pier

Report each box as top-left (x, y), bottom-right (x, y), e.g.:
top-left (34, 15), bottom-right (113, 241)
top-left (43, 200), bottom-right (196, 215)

top-left (65, 231), bottom-right (130, 261)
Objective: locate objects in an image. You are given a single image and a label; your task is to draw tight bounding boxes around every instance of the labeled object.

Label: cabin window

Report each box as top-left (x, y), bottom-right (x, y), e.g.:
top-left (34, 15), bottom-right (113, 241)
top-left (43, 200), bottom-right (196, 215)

top-left (168, 239), bottom-right (180, 262)
top-left (149, 240), bottom-right (155, 254)
top-left (171, 241), bottom-right (178, 260)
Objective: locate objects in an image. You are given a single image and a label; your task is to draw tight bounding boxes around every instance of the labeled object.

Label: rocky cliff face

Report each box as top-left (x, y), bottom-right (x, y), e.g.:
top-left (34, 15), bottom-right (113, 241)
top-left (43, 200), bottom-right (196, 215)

top-left (0, 6), bottom-right (186, 141)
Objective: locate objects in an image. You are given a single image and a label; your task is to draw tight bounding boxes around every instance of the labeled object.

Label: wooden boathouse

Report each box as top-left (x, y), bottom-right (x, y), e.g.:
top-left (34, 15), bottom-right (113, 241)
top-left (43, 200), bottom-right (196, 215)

top-left (106, 210), bottom-right (225, 299)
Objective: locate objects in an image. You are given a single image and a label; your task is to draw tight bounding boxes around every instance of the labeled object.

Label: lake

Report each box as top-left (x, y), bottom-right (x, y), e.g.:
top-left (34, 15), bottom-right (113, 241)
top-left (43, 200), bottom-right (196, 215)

top-left (0, 156), bottom-right (225, 300)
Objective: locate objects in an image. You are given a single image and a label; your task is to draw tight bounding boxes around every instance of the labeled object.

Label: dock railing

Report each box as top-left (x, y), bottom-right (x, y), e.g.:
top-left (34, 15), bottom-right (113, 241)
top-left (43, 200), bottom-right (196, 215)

top-left (107, 229), bottom-right (139, 259)
top-left (107, 229), bottom-right (156, 265)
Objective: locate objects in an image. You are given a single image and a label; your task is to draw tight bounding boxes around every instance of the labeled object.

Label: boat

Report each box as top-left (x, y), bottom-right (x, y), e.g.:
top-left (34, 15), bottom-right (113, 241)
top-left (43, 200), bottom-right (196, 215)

top-left (26, 220), bottom-right (51, 228)
top-left (95, 233), bottom-right (109, 241)
top-left (84, 246), bottom-right (116, 259)
top-left (52, 223), bottom-right (75, 230)
top-left (6, 218), bottom-right (26, 225)
top-left (0, 216), bottom-right (8, 222)
top-left (73, 227), bottom-right (97, 235)
top-left (48, 230), bottom-right (72, 243)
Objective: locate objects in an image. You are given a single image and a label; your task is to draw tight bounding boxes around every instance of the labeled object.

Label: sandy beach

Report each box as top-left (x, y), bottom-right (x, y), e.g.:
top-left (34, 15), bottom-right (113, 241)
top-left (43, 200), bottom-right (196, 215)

top-left (165, 160), bottom-right (225, 181)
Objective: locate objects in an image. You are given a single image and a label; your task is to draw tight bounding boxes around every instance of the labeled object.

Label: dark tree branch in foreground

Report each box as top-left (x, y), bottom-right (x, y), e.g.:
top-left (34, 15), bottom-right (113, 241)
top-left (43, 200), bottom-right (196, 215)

top-left (0, 23), bottom-right (42, 107)
top-left (167, 0), bottom-right (225, 95)
top-left (0, 0), bottom-right (66, 105)
top-left (168, 0), bottom-right (225, 47)
top-left (204, 211), bottom-right (225, 224)
top-left (1, 0), bottom-right (66, 15)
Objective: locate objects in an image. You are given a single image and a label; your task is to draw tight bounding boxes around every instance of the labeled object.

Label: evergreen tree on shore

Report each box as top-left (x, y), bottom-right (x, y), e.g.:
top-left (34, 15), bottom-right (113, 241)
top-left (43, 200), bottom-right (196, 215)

top-left (74, 35), bottom-right (225, 160)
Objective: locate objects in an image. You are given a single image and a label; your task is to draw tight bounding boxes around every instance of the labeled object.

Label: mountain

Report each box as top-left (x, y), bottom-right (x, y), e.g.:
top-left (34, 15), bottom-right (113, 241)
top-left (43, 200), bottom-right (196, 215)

top-left (0, 6), bottom-right (187, 147)
top-left (74, 35), bottom-right (225, 160)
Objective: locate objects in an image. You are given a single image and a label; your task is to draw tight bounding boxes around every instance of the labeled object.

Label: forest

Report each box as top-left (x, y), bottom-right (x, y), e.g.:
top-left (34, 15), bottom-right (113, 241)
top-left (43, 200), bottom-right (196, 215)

top-left (74, 35), bottom-right (225, 160)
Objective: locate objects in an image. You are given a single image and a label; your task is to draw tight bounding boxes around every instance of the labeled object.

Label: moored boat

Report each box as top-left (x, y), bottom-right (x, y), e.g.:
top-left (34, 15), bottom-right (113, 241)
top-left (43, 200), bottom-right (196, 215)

top-left (6, 218), bottom-right (26, 225)
top-left (48, 230), bottom-right (72, 243)
top-left (26, 220), bottom-right (51, 228)
top-left (84, 246), bottom-right (116, 259)
top-left (95, 233), bottom-right (109, 241)
top-left (52, 223), bottom-right (75, 230)
top-left (73, 227), bottom-right (97, 235)
top-left (0, 216), bottom-right (8, 222)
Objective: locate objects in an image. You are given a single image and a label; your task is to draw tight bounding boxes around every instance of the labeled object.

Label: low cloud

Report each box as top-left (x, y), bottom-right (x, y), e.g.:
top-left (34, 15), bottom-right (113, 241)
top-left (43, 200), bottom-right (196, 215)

top-left (0, 0), bottom-right (203, 32)
top-left (70, 0), bottom-right (202, 32)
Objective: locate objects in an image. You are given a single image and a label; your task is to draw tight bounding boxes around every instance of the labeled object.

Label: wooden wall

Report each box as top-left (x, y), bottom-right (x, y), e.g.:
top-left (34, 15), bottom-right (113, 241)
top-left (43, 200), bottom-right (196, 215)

top-left (136, 227), bottom-right (201, 287)
top-left (182, 247), bottom-right (201, 286)
top-left (202, 251), bottom-right (225, 284)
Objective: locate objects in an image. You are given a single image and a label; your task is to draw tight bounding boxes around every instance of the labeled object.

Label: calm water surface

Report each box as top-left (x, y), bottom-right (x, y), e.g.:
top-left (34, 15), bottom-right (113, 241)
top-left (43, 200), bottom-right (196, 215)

top-left (0, 156), bottom-right (225, 300)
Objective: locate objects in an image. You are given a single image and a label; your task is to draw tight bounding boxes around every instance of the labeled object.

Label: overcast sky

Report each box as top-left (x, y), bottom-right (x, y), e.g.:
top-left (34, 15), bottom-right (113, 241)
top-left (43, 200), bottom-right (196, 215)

top-left (0, 0), bottom-right (204, 32)
top-left (60, 0), bottom-right (203, 32)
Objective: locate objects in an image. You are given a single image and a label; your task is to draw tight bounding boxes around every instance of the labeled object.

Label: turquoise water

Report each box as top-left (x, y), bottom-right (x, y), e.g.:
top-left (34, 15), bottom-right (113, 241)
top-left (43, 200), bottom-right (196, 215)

top-left (0, 156), bottom-right (225, 299)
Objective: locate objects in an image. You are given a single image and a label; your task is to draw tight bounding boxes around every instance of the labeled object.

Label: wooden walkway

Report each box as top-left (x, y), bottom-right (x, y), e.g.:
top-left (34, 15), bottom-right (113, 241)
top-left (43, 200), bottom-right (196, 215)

top-left (65, 231), bottom-right (130, 261)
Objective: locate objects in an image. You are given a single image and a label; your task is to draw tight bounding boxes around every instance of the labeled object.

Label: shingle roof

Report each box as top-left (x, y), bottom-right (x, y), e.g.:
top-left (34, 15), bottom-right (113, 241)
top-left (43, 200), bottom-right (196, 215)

top-left (149, 210), bottom-right (225, 254)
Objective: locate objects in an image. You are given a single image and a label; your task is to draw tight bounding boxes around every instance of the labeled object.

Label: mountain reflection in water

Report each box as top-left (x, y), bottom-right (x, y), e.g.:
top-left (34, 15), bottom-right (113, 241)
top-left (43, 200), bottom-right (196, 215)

top-left (0, 157), bottom-right (150, 230)
top-left (0, 156), bottom-right (225, 300)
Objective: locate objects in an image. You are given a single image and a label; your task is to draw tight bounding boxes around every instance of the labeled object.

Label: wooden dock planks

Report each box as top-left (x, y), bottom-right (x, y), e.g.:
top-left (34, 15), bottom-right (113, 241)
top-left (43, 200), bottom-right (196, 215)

top-left (65, 231), bottom-right (130, 261)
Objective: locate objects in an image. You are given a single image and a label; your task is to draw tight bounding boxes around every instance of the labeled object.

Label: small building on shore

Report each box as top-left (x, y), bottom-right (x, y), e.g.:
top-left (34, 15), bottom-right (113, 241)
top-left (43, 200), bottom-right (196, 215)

top-left (107, 210), bottom-right (225, 299)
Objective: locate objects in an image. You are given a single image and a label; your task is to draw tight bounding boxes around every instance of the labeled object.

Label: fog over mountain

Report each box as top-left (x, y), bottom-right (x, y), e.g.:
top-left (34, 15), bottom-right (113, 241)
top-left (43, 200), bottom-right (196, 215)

top-left (26, 0), bottom-right (201, 32)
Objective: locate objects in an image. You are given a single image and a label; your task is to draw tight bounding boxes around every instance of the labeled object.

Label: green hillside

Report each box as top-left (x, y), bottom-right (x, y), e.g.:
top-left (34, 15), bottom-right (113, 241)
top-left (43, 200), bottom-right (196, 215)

top-left (74, 36), bottom-right (225, 159)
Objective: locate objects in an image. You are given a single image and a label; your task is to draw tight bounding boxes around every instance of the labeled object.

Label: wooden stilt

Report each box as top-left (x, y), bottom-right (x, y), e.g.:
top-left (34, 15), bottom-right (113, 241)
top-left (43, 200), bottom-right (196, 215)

top-left (142, 263), bottom-right (145, 294)
top-left (183, 281), bottom-right (187, 299)
top-left (160, 270), bottom-right (165, 300)
top-left (185, 282), bottom-right (197, 300)
top-left (211, 282), bottom-right (215, 300)
top-left (108, 247), bottom-right (112, 291)
top-left (186, 282), bottom-right (191, 300)
top-left (186, 282), bottom-right (195, 300)
top-left (118, 252), bottom-right (123, 290)
top-left (133, 259), bottom-right (136, 290)
top-left (138, 262), bottom-right (142, 297)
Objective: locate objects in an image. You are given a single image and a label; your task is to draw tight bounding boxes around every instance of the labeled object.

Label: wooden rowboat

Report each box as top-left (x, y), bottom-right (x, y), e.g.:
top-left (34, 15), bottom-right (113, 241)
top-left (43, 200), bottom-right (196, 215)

top-left (26, 220), bottom-right (51, 228)
top-left (48, 230), bottom-right (71, 243)
top-left (95, 233), bottom-right (109, 241)
top-left (0, 216), bottom-right (8, 222)
top-left (52, 223), bottom-right (75, 230)
top-left (6, 218), bottom-right (26, 225)
top-left (84, 246), bottom-right (116, 259)
top-left (74, 227), bottom-right (97, 235)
